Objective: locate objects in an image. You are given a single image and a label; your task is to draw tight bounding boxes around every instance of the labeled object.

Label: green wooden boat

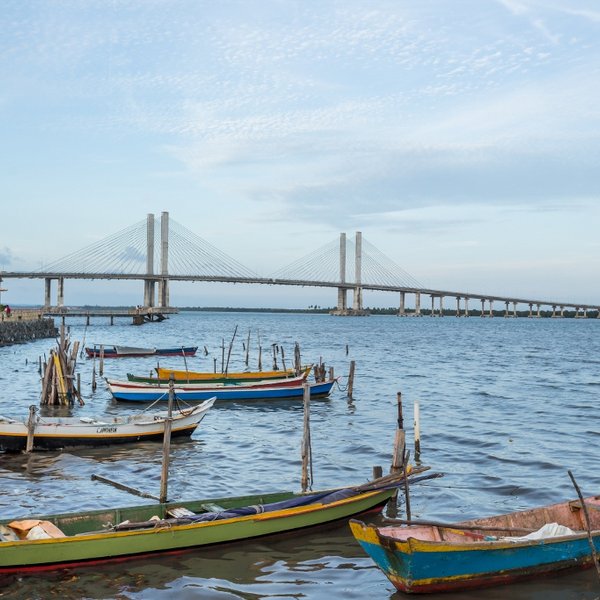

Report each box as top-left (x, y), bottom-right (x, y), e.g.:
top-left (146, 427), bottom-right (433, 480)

top-left (0, 474), bottom-right (406, 574)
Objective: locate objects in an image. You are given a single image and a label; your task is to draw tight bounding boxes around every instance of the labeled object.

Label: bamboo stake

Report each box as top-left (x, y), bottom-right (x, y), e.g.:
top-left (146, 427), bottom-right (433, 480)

top-left (568, 470), bottom-right (600, 584)
top-left (272, 344), bottom-right (278, 370)
top-left (159, 376), bottom-right (175, 503)
top-left (281, 346), bottom-right (286, 372)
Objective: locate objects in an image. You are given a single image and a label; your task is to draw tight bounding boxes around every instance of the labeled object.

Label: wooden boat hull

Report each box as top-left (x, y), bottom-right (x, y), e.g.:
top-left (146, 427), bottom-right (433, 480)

top-left (108, 379), bottom-right (336, 403)
top-left (117, 373), bottom-right (309, 390)
top-left (128, 365), bottom-right (312, 385)
top-left (0, 485), bottom-right (397, 573)
top-left (85, 346), bottom-right (198, 358)
top-left (0, 399), bottom-right (214, 452)
top-left (155, 366), bottom-right (306, 381)
top-left (350, 495), bottom-right (600, 593)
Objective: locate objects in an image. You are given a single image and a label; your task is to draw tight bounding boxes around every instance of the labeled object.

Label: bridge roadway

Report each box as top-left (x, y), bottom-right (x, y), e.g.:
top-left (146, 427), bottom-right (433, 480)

top-left (1, 271), bottom-right (599, 314)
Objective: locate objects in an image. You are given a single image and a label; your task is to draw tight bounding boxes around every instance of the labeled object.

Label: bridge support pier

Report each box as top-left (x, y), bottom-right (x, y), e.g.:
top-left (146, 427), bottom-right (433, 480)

top-left (528, 303), bottom-right (533, 318)
top-left (44, 278), bottom-right (52, 308)
top-left (399, 291), bottom-right (405, 316)
top-left (489, 300), bottom-right (494, 317)
top-left (480, 299), bottom-right (485, 317)
top-left (464, 297), bottom-right (469, 317)
top-left (415, 292), bottom-right (421, 316)
top-left (455, 296), bottom-right (460, 317)
top-left (504, 301), bottom-right (509, 317)
top-left (57, 277), bottom-right (65, 307)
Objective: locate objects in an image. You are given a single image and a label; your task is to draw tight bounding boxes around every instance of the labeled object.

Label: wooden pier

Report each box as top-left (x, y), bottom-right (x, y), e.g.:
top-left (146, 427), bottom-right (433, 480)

top-left (42, 306), bottom-right (178, 326)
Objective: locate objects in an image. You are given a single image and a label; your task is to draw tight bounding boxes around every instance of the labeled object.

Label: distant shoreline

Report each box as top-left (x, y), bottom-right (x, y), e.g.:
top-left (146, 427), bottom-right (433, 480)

top-left (7, 305), bottom-right (596, 318)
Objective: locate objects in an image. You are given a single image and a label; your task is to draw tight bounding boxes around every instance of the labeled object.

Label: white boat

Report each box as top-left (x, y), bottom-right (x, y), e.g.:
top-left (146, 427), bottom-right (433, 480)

top-left (0, 398), bottom-right (215, 452)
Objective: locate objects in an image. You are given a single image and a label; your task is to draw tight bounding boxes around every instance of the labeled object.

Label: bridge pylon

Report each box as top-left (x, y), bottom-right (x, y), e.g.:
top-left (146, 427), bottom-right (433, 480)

top-left (331, 231), bottom-right (369, 316)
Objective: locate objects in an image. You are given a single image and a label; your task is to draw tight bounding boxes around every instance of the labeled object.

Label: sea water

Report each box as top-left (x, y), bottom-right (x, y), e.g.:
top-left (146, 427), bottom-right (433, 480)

top-left (0, 311), bottom-right (599, 599)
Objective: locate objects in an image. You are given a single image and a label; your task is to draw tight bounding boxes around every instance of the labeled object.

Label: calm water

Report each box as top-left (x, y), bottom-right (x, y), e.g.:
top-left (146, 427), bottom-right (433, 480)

top-left (1, 311), bottom-right (599, 599)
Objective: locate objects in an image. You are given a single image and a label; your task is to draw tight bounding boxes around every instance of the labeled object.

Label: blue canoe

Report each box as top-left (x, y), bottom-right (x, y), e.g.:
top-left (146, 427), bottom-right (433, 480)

top-left (107, 378), bottom-right (336, 402)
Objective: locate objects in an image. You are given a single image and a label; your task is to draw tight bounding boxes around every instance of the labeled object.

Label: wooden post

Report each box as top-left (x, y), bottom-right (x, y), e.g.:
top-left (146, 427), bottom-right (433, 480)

top-left (281, 346), bottom-right (287, 371)
top-left (25, 405), bottom-right (37, 452)
top-left (99, 345), bottom-right (104, 377)
top-left (328, 366), bottom-right (334, 381)
top-left (77, 372), bottom-right (81, 400)
top-left (220, 338), bottom-right (225, 373)
top-left (391, 392), bottom-right (405, 473)
top-left (213, 358), bottom-right (217, 373)
top-left (414, 400), bottom-right (421, 459)
top-left (92, 365), bottom-right (97, 392)
top-left (403, 449), bottom-right (412, 521)
top-left (258, 345), bottom-right (262, 371)
top-left (40, 358), bottom-right (52, 405)
top-left (294, 342), bottom-right (301, 375)
top-left (159, 376), bottom-right (174, 503)
top-left (301, 382), bottom-right (312, 492)
top-left (372, 465), bottom-right (383, 480)
top-left (347, 360), bottom-right (356, 399)
top-left (245, 329), bottom-right (250, 367)
top-left (224, 326), bottom-right (238, 375)
top-left (272, 344), bottom-right (278, 370)
top-left (181, 347), bottom-right (189, 380)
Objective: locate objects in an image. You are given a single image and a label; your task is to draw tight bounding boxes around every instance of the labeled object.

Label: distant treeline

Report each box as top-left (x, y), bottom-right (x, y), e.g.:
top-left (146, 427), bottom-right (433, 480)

top-left (179, 306), bottom-right (599, 318)
top-left (69, 305), bottom-right (598, 318)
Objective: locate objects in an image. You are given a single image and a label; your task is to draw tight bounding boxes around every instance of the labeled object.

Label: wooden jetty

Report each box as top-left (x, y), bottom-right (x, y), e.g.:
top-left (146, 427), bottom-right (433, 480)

top-left (42, 306), bottom-right (178, 326)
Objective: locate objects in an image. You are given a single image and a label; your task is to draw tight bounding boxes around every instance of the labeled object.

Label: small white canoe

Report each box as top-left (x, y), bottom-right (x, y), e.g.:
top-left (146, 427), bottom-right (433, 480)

top-left (0, 398), bottom-right (215, 452)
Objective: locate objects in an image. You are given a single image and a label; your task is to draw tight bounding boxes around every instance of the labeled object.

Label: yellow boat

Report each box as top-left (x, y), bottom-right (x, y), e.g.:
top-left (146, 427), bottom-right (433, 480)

top-left (155, 365), bottom-right (312, 383)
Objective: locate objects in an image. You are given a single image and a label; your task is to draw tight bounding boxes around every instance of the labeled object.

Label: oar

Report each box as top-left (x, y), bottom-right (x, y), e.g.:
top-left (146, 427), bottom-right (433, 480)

top-left (91, 474), bottom-right (160, 501)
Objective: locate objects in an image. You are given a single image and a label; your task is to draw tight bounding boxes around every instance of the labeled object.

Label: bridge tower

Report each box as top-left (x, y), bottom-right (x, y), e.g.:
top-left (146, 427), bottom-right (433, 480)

top-left (352, 231), bottom-right (364, 312)
top-left (331, 231), bottom-right (368, 316)
top-left (336, 233), bottom-right (347, 312)
top-left (144, 213), bottom-right (156, 307)
top-left (157, 211), bottom-right (170, 307)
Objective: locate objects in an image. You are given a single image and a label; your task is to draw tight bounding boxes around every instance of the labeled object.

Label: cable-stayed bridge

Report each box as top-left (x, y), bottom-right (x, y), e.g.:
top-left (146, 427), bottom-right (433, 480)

top-left (1, 212), bottom-right (599, 319)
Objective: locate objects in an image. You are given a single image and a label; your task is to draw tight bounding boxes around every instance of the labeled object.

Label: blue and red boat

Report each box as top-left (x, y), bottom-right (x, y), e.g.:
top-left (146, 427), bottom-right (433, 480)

top-left (85, 345), bottom-right (198, 358)
top-left (350, 494), bottom-right (600, 593)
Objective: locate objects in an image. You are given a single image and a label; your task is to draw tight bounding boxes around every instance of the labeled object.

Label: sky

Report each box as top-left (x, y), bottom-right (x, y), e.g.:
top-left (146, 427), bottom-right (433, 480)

top-left (1, 0), bottom-right (599, 308)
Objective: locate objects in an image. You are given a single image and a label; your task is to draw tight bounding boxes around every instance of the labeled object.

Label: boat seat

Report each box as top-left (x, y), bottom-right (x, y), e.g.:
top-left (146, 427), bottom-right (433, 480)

top-left (166, 507), bottom-right (196, 519)
top-left (198, 503), bottom-right (226, 513)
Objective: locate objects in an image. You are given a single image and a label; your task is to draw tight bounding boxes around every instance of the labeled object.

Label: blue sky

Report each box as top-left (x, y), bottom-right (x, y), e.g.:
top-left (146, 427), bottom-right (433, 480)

top-left (1, 0), bottom-right (599, 308)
